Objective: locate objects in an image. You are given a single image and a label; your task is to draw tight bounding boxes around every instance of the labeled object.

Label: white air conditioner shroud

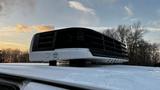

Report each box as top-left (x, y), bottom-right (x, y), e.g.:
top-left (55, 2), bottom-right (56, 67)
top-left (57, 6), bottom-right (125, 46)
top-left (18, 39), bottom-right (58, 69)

top-left (29, 48), bottom-right (128, 63)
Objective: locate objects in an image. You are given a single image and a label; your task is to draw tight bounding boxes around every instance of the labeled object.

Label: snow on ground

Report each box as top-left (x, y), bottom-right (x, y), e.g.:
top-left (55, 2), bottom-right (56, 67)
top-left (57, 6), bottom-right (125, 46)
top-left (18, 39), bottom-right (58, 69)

top-left (0, 64), bottom-right (160, 90)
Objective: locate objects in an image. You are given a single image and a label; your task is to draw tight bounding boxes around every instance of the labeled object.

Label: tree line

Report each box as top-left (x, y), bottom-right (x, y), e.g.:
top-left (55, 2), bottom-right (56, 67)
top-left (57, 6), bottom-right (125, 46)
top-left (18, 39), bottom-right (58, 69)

top-left (0, 22), bottom-right (159, 66)
top-left (103, 22), bottom-right (160, 66)
top-left (0, 49), bottom-right (29, 63)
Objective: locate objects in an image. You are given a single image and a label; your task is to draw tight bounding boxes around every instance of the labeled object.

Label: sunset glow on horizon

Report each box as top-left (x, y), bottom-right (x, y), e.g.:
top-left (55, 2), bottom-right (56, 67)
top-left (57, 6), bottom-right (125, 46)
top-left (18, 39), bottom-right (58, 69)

top-left (0, 41), bottom-right (28, 51)
top-left (0, 24), bottom-right (54, 51)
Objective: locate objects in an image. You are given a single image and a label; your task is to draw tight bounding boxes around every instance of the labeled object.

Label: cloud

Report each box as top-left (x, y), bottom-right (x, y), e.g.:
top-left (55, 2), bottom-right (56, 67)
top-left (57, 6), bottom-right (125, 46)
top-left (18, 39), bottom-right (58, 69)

top-left (67, 1), bottom-right (100, 26)
top-left (124, 6), bottom-right (133, 16)
top-left (68, 1), bottom-right (95, 15)
top-left (145, 27), bottom-right (160, 32)
top-left (32, 25), bottom-right (54, 32)
top-left (0, 24), bottom-right (54, 33)
top-left (144, 20), bottom-right (160, 32)
top-left (14, 24), bottom-right (32, 32)
top-left (0, 0), bottom-right (35, 16)
top-left (15, 24), bottom-right (54, 32)
top-left (148, 20), bottom-right (160, 28)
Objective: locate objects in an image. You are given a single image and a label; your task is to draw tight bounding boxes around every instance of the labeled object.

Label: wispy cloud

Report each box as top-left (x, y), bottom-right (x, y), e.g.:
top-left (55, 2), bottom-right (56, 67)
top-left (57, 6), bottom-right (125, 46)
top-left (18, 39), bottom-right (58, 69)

top-left (16, 24), bottom-right (54, 32)
top-left (0, 0), bottom-right (35, 16)
top-left (145, 27), bottom-right (160, 32)
top-left (68, 1), bottom-right (95, 15)
top-left (144, 20), bottom-right (160, 32)
top-left (0, 24), bottom-right (54, 33)
top-left (148, 20), bottom-right (160, 28)
top-left (32, 25), bottom-right (54, 32)
top-left (124, 6), bottom-right (133, 16)
top-left (67, 1), bottom-right (100, 26)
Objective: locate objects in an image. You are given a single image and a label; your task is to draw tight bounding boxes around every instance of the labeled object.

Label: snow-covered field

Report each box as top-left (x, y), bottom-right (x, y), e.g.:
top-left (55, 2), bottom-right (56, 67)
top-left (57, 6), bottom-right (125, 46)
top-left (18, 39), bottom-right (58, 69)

top-left (0, 63), bottom-right (160, 90)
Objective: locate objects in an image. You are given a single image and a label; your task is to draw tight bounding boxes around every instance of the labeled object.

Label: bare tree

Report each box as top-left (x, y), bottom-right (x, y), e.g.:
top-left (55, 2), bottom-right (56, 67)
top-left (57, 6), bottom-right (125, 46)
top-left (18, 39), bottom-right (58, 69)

top-left (103, 22), bottom-right (160, 66)
top-left (116, 25), bottom-right (130, 43)
top-left (150, 43), bottom-right (160, 65)
top-left (126, 23), bottom-right (145, 65)
top-left (103, 28), bottom-right (120, 41)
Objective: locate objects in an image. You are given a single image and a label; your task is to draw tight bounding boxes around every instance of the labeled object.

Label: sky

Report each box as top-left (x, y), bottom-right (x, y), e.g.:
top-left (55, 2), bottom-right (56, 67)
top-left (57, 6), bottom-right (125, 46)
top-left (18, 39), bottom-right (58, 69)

top-left (0, 0), bottom-right (160, 51)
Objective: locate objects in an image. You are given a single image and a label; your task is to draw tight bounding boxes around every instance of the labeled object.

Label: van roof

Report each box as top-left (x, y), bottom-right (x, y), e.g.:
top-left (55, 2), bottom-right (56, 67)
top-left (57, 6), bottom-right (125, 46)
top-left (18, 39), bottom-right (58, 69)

top-left (0, 63), bottom-right (159, 90)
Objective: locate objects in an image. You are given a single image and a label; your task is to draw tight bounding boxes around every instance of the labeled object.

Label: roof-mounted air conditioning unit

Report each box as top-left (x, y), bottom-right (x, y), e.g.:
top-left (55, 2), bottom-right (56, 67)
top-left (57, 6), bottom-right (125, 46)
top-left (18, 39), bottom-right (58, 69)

top-left (29, 27), bottom-right (128, 65)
